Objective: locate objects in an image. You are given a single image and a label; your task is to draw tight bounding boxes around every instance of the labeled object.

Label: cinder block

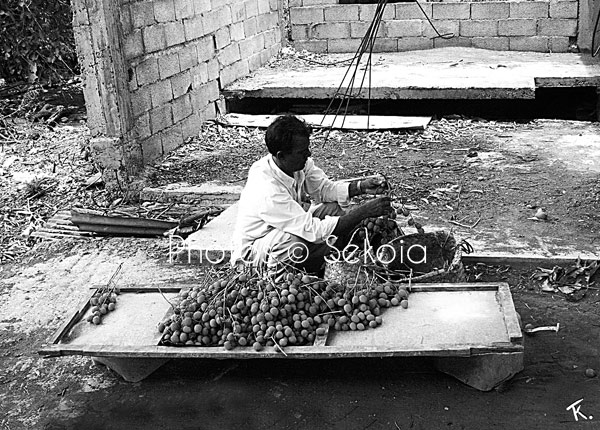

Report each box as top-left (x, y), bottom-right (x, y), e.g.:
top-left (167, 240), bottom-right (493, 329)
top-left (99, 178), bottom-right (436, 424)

top-left (538, 18), bottom-right (577, 36)
top-left (371, 38), bottom-right (398, 52)
top-left (218, 42), bottom-right (241, 66)
top-left (257, 12), bottom-right (279, 30)
top-left (304, 0), bottom-right (336, 4)
top-left (231, 22), bottom-right (246, 41)
top-left (191, 62), bottom-right (209, 87)
top-left (221, 60), bottom-right (250, 87)
top-left (350, 21), bottom-right (387, 38)
top-left (472, 36), bottom-right (509, 50)
top-left (471, 2), bottom-right (509, 19)
top-left (422, 20), bottom-right (459, 39)
top-left (327, 38), bottom-right (362, 53)
top-left (549, 36), bottom-right (570, 51)
top-left (150, 79), bottom-right (174, 107)
top-left (244, 17), bottom-right (259, 37)
top-left (181, 112), bottom-right (201, 140)
top-left (197, 35), bottom-right (215, 62)
top-left (207, 59), bottom-right (220, 80)
top-left (215, 27), bottom-right (231, 50)
top-left (293, 40), bottom-right (328, 52)
top-left (291, 24), bottom-right (308, 40)
top-left (179, 44), bottom-right (199, 70)
top-left (263, 28), bottom-right (279, 47)
top-left (231, 2), bottom-right (246, 22)
top-left (150, 104), bottom-right (173, 134)
top-left (498, 19), bottom-right (536, 36)
top-left (359, 4), bottom-right (395, 21)
top-left (397, 37), bottom-right (434, 51)
top-left (203, 7), bottom-right (233, 34)
top-left (172, 94), bottom-right (193, 123)
top-left (193, 0), bottom-right (211, 14)
top-left (258, 0), bottom-right (270, 14)
top-left (200, 102), bottom-right (217, 123)
top-left (395, 3), bottom-right (432, 20)
top-left (158, 52), bottom-right (181, 79)
top-left (247, 52), bottom-right (263, 71)
top-left (211, 0), bottom-right (229, 9)
top-left (143, 24), bottom-right (167, 53)
top-left (131, 2), bottom-right (155, 29)
top-left (174, 0), bottom-right (194, 20)
top-left (131, 87), bottom-right (152, 117)
top-left (190, 84), bottom-right (210, 109)
top-left (460, 20), bottom-right (498, 37)
top-left (509, 2), bottom-right (548, 18)
top-left (240, 33), bottom-right (265, 55)
top-left (161, 124), bottom-right (184, 154)
top-left (310, 22), bottom-right (351, 39)
top-left (289, 0), bottom-right (301, 6)
top-left (124, 30), bottom-right (144, 60)
top-left (207, 79), bottom-right (220, 101)
top-left (433, 36), bottom-right (473, 48)
top-left (165, 21), bottom-right (186, 47)
top-left (550, 1), bottom-right (578, 19)
top-left (324, 5), bottom-right (359, 21)
top-left (387, 20), bottom-right (423, 37)
top-left (134, 112), bottom-right (151, 139)
top-left (246, 0), bottom-right (259, 18)
top-left (136, 58), bottom-right (160, 86)
top-left (184, 17), bottom-right (205, 41)
top-left (154, 0), bottom-right (176, 23)
top-left (432, 3), bottom-right (470, 20)
top-left (509, 36), bottom-right (549, 51)
top-left (291, 6), bottom-right (325, 24)
top-left (171, 70), bottom-right (193, 98)
top-left (141, 135), bottom-right (163, 164)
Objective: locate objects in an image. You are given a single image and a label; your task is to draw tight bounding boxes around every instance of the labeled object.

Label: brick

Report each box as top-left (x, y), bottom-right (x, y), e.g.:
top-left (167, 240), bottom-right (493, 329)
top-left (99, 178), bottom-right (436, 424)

top-left (291, 7), bottom-right (325, 24)
top-left (215, 27), bottom-right (231, 49)
top-left (181, 112), bottom-right (201, 140)
top-left (387, 20), bottom-right (423, 38)
top-left (218, 42), bottom-right (241, 66)
top-left (142, 135), bottom-right (163, 164)
top-left (161, 124), bottom-right (183, 154)
top-left (550, 1), bottom-right (578, 19)
top-left (498, 19), bottom-right (536, 36)
top-left (165, 21), bottom-right (186, 47)
top-left (184, 17), bottom-right (204, 41)
top-left (230, 22), bottom-right (246, 41)
top-left (197, 36), bottom-right (215, 62)
top-left (293, 40), bottom-right (328, 52)
top-left (397, 37), bottom-right (434, 51)
top-left (131, 87), bottom-right (152, 117)
top-left (433, 36), bottom-right (473, 49)
top-left (509, 2), bottom-right (548, 18)
top-left (327, 38), bottom-right (362, 53)
top-left (460, 20), bottom-right (498, 37)
top-left (395, 3), bottom-right (432, 20)
top-left (134, 112), bottom-right (151, 139)
top-left (472, 36), bottom-right (509, 50)
top-left (549, 36), bottom-right (570, 52)
top-left (231, 2), bottom-right (246, 22)
top-left (471, 2), bottom-right (509, 19)
top-left (509, 36), bottom-right (549, 51)
top-left (423, 20), bottom-right (459, 39)
top-left (244, 17), bottom-right (259, 37)
top-left (158, 52), bottom-right (181, 79)
top-left (172, 94), bottom-right (193, 123)
top-left (171, 70), bottom-right (193, 98)
top-left (136, 58), bottom-right (160, 86)
top-left (150, 79), bottom-right (174, 107)
top-left (310, 23), bottom-right (351, 39)
top-left (193, 0), bottom-right (211, 14)
top-left (324, 5), bottom-right (359, 21)
top-left (179, 44), bottom-right (199, 70)
top-left (150, 104), bottom-right (173, 133)
top-left (432, 3), bottom-right (470, 20)
top-left (124, 30), bottom-right (144, 60)
top-left (174, 0), bottom-right (194, 19)
top-left (258, 0), bottom-right (270, 14)
top-left (143, 25), bottom-right (167, 53)
top-left (154, 0), bottom-right (176, 23)
top-left (246, 0), bottom-right (259, 18)
top-left (131, 2), bottom-right (155, 28)
top-left (538, 18), bottom-right (577, 36)
top-left (258, 12), bottom-right (279, 30)
top-left (359, 4), bottom-right (395, 21)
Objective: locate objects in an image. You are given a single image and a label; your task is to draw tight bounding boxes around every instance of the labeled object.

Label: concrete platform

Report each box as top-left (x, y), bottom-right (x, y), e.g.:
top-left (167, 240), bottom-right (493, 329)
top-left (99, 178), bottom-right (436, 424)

top-left (224, 48), bottom-right (600, 101)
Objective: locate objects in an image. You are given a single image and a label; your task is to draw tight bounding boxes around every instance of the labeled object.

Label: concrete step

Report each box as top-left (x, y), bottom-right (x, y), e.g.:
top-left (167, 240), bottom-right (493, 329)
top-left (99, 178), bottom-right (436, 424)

top-left (140, 182), bottom-right (243, 205)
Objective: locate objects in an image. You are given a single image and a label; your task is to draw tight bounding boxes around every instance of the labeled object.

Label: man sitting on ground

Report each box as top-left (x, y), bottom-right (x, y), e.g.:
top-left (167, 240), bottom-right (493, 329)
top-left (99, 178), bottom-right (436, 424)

top-left (232, 115), bottom-right (392, 274)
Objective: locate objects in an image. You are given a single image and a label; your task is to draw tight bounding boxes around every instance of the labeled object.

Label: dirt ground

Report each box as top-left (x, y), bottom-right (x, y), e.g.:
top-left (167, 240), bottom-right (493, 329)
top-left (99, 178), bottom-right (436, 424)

top-left (1, 90), bottom-right (600, 428)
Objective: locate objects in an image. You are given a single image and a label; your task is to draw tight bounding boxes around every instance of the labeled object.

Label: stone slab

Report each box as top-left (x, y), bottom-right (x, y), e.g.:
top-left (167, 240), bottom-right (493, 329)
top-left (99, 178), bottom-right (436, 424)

top-left (140, 181), bottom-right (243, 204)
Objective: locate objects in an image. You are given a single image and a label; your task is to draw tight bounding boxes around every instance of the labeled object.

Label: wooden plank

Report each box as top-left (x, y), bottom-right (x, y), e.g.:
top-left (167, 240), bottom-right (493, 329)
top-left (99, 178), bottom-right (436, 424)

top-left (217, 113), bottom-right (431, 131)
top-left (496, 284), bottom-right (523, 343)
top-left (48, 293), bottom-right (94, 345)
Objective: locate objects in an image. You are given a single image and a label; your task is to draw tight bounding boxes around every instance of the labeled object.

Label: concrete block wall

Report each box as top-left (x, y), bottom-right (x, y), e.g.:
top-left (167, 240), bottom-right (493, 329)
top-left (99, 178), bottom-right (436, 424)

top-left (290, 1), bottom-right (579, 53)
top-left (72, 0), bottom-right (282, 190)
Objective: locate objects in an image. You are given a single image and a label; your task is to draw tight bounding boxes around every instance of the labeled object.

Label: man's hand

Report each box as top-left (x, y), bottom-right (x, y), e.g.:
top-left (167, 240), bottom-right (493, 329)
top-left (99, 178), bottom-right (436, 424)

top-left (357, 196), bottom-right (392, 218)
top-left (361, 176), bottom-right (388, 195)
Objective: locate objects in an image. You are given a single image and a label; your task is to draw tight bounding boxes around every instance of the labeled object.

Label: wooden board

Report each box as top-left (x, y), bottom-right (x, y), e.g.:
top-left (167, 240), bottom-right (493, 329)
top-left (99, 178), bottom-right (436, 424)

top-left (217, 113), bottom-right (431, 131)
top-left (40, 282), bottom-right (522, 359)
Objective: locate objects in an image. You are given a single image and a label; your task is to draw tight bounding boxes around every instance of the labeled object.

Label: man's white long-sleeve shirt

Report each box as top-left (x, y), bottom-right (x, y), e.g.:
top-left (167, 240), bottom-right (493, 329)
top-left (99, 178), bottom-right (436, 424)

top-left (231, 155), bottom-right (350, 263)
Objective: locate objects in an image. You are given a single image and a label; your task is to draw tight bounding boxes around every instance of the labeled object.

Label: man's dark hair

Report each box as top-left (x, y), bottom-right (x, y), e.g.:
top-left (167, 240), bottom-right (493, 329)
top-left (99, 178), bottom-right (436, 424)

top-left (265, 115), bottom-right (312, 155)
